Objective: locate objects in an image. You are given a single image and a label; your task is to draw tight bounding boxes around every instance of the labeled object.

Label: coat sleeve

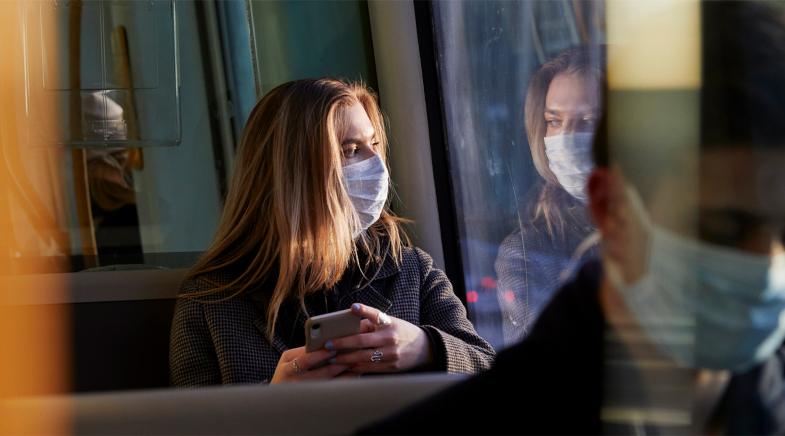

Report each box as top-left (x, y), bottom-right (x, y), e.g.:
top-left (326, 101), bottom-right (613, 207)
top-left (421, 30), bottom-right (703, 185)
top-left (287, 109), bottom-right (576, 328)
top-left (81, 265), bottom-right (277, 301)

top-left (494, 231), bottom-right (530, 343)
top-left (169, 281), bottom-right (222, 387)
top-left (414, 248), bottom-right (496, 373)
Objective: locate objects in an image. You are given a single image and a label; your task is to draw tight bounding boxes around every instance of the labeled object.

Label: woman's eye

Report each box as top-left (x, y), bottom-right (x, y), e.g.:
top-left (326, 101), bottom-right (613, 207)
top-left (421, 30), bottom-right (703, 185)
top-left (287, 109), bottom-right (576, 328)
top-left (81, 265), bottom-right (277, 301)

top-left (343, 146), bottom-right (357, 159)
top-left (371, 141), bottom-right (380, 150)
top-left (546, 119), bottom-right (561, 128)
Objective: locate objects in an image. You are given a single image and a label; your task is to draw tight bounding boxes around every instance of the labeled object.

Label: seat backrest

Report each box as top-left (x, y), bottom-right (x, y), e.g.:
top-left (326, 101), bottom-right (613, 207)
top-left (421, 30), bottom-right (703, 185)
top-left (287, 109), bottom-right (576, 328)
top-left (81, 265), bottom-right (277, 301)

top-left (71, 298), bottom-right (176, 392)
top-left (4, 269), bottom-right (184, 393)
top-left (6, 373), bottom-right (466, 434)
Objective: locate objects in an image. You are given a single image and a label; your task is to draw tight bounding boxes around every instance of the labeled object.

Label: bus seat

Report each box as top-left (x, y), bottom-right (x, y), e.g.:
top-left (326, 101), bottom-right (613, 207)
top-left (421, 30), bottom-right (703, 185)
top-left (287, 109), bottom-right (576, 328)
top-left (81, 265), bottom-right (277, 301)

top-left (4, 373), bottom-right (466, 434)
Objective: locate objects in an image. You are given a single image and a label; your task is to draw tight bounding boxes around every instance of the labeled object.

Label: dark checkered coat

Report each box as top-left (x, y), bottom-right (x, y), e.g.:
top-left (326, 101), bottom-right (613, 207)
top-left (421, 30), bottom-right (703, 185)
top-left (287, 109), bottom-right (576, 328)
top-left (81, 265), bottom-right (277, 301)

top-left (170, 247), bottom-right (495, 386)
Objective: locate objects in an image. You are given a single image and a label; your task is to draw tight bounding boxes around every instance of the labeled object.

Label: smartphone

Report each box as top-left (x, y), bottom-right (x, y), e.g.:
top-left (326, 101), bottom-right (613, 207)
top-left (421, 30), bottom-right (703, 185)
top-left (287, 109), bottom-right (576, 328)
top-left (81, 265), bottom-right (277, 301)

top-left (305, 309), bottom-right (362, 353)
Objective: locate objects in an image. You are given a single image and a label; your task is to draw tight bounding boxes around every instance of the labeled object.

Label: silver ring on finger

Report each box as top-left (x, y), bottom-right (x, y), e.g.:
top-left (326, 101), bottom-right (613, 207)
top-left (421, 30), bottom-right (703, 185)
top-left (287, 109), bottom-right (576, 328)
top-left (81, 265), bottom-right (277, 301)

top-left (290, 359), bottom-right (303, 374)
top-left (377, 312), bottom-right (392, 328)
top-left (370, 349), bottom-right (384, 363)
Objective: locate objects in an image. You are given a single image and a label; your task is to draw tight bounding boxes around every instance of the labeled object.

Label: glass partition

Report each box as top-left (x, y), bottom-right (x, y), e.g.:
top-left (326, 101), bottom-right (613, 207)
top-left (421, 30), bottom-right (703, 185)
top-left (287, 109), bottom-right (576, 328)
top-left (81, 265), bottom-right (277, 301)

top-left (26, 0), bottom-right (181, 148)
top-left (9, 1), bottom-right (225, 273)
top-left (7, 0), bottom-right (380, 274)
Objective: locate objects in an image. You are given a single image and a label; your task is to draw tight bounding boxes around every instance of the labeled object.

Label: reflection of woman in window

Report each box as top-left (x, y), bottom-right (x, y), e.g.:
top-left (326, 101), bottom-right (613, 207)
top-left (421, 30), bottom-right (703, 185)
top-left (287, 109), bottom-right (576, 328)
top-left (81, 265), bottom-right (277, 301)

top-left (495, 47), bottom-right (604, 344)
top-left (170, 78), bottom-right (494, 386)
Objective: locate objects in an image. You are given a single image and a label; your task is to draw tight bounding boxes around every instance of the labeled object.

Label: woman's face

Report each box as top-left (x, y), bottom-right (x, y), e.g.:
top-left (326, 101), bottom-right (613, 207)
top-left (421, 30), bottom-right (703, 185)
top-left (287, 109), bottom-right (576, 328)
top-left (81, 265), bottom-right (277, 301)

top-left (339, 102), bottom-right (379, 166)
top-left (544, 72), bottom-right (600, 137)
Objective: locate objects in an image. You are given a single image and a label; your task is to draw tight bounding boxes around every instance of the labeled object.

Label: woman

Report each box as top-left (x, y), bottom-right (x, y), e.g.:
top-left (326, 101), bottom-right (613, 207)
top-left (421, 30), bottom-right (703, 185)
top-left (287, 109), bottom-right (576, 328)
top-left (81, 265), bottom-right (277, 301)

top-left (170, 78), bottom-right (495, 386)
top-left (495, 46), bottom-right (605, 344)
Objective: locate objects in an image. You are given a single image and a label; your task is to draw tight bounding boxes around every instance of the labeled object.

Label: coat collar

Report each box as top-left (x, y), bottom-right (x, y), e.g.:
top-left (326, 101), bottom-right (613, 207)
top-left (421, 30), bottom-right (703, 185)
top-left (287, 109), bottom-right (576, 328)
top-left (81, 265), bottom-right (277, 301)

top-left (251, 251), bottom-right (401, 351)
top-left (337, 280), bottom-right (393, 314)
top-left (336, 248), bottom-right (400, 311)
top-left (252, 316), bottom-right (290, 354)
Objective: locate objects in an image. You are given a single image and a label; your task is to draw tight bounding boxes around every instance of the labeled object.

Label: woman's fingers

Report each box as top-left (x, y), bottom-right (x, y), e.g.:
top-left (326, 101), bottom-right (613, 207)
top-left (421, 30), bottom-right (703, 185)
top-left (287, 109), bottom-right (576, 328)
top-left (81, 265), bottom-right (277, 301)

top-left (294, 349), bottom-right (337, 370)
top-left (330, 347), bottom-right (381, 365)
top-left (350, 303), bottom-right (379, 319)
top-left (280, 346), bottom-right (307, 362)
top-left (328, 331), bottom-right (387, 351)
top-left (350, 303), bottom-right (391, 327)
top-left (359, 319), bottom-right (376, 333)
top-left (273, 348), bottom-right (345, 383)
top-left (299, 363), bottom-right (349, 380)
top-left (334, 347), bottom-right (397, 373)
top-left (349, 362), bottom-right (394, 374)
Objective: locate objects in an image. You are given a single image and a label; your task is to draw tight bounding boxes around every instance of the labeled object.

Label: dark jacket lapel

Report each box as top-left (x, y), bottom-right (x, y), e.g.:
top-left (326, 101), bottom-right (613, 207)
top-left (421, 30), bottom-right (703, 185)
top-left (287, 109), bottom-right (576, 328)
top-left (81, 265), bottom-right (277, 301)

top-left (252, 316), bottom-right (290, 354)
top-left (338, 251), bottom-right (400, 312)
top-left (251, 250), bottom-right (402, 350)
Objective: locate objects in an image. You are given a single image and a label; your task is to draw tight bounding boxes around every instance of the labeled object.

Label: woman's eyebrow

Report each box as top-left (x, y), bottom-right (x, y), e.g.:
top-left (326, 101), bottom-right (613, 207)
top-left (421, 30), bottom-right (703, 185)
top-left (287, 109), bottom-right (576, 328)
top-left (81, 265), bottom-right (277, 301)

top-left (341, 133), bottom-right (376, 145)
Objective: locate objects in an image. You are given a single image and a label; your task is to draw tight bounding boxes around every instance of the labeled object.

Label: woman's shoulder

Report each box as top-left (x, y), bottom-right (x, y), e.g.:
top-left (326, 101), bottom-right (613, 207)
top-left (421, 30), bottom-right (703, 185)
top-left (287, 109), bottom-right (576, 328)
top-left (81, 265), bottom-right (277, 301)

top-left (399, 246), bottom-right (434, 268)
top-left (392, 246), bottom-right (451, 283)
top-left (178, 270), bottom-right (241, 301)
top-left (498, 224), bottom-right (547, 255)
top-left (370, 245), bottom-right (434, 280)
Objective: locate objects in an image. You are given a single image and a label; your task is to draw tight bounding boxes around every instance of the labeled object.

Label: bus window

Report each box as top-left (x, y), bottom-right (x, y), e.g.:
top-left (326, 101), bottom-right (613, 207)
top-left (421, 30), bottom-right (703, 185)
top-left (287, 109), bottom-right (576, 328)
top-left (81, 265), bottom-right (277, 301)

top-left (248, 0), bottom-right (377, 94)
top-left (427, 0), bottom-right (605, 349)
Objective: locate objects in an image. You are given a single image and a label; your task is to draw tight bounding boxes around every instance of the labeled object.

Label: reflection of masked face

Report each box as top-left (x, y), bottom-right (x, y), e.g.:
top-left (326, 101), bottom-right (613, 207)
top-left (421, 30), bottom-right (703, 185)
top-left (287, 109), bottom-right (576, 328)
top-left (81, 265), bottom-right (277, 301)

top-left (544, 133), bottom-right (595, 202)
top-left (602, 184), bottom-right (785, 371)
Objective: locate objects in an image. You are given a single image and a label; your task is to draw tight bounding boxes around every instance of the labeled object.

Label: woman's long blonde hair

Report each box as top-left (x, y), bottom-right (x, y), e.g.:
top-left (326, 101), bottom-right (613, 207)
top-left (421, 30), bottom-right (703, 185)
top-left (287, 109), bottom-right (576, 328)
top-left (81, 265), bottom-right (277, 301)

top-left (524, 46), bottom-right (605, 238)
top-left (184, 78), bottom-right (407, 339)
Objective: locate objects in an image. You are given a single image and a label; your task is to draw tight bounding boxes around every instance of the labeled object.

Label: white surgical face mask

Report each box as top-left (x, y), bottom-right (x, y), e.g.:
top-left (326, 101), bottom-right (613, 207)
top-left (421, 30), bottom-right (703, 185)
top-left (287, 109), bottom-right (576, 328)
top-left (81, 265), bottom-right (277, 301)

top-left (601, 187), bottom-right (785, 371)
top-left (342, 154), bottom-right (389, 236)
top-left (544, 132), bottom-right (595, 203)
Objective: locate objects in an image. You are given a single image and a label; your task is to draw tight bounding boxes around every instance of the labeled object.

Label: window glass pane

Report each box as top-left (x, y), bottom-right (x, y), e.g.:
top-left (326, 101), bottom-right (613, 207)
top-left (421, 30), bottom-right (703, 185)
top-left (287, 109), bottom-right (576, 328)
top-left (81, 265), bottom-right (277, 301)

top-left (9, 1), bottom-right (224, 273)
top-left (248, 0), bottom-right (377, 93)
top-left (8, 0), bottom-right (379, 274)
top-left (29, 0), bottom-right (181, 148)
top-left (430, 0), bottom-right (605, 349)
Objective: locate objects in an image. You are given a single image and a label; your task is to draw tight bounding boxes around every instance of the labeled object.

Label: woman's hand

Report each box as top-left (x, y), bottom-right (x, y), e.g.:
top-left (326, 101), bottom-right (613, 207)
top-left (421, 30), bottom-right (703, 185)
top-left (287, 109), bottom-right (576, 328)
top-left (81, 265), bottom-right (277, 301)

top-left (327, 303), bottom-right (433, 374)
top-left (603, 170), bottom-right (652, 285)
top-left (270, 346), bottom-right (348, 384)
